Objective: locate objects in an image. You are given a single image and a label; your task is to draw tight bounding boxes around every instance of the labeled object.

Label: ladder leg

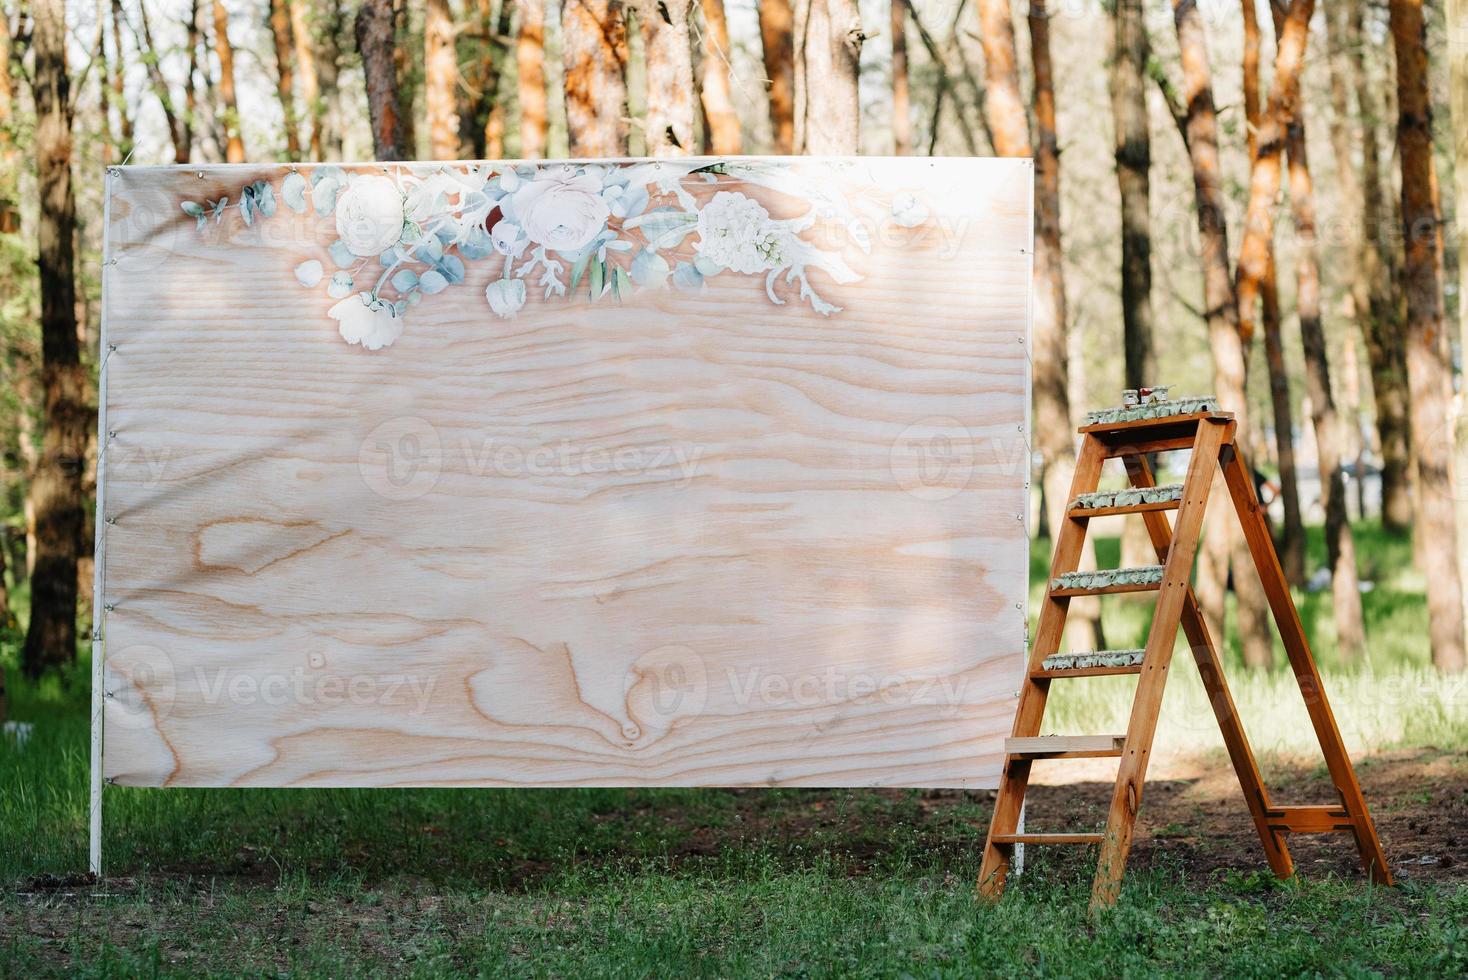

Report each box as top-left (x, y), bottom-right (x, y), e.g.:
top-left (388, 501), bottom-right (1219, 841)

top-left (1122, 454), bottom-right (1294, 879)
top-left (1218, 444), bottom-right (1393, 886)
top-left (979, 434), bottom-right (1108, 899)
top-left (1090, 419), bottom-right (1229, 913)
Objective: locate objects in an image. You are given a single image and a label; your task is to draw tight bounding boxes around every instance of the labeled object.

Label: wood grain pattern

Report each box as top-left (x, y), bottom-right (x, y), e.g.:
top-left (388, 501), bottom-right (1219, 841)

top-left (99, 157), bottom-right (1032, 788)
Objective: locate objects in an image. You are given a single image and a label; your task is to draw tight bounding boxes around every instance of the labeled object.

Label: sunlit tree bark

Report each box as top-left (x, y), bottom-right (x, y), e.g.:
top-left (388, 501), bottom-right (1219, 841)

top-left (132, 0), bottom-right (190, 163)
top-left (108, 0), bottom-right (134, 164)
top-left (1242, 0), bottom-right (1303, 586)
top-left (425, 0), bottom-right (458, 159)
top-left (698, 0), bottom-right (742, 154)
top-left (563, 0), bottom-right (629, 156)
top-left (759, 0), bottom-right (795, 153)
top-left (793, 0), bottom-right (862, 153)
top-left (315, 0), bottom-right (345, 160)
top-left (290, 0), bottom-right (322, 159)
top-left (211, 0), bottom-right (245, 162)
top-left (518, 0), bottom-right (549, 158)
top-left (639, 0), bottom-right (696, 156)
top-left (268, 0), bottom-right (301, 161)
top-left (891, 0), bottom-right (910, 154)
top-left (1389, 0), bottom-right (1466, 672)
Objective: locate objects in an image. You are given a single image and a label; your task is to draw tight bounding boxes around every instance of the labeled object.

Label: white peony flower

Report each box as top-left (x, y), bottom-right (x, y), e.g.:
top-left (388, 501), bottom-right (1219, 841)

top-left (335, 175), bottom-right (406, 257)
top-left (492, 220), bottom-right (528, 258)
top-left (486, 278), bottom-right (527, 318)
top-left (508, 167), bottom-right (611, 254)
top-left (694, 191), bottom-right (792, 274)
top-left (891, 192), bottom-right (929, 228)
top-left (328, 292), bottom-right (404, 350)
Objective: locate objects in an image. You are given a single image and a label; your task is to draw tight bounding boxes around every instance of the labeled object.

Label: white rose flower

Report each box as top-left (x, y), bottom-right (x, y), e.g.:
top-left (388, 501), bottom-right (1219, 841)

top-left (508, 168), bottom-right (611, 254)
top-left (694, 191), bottom-right (791, 274)
top-left (328, 292), bottom-right (404, 350)
top-left (486, 278), bottom-right (527, 318)
top-left (335, 175), bottom-right (406, 257)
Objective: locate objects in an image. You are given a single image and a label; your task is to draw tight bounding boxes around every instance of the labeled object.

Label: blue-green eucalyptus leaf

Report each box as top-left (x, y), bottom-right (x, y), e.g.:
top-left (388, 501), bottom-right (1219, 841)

top-left (282, 172), bottom-right (308, 212)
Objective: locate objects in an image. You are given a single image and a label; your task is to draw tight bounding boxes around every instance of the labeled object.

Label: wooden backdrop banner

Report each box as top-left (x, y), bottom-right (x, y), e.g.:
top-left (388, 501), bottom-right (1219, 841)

top-left (98, 157), bottom-right (1032, 788)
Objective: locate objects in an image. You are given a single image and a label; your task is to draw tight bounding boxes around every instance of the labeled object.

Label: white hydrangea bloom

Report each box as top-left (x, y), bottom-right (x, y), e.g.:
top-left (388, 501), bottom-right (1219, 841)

top-left (695, 192), bottom-right (793, 274)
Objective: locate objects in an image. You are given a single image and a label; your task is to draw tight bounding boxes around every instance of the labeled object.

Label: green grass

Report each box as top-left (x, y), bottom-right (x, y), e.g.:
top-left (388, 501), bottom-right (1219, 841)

top-left (1, 518), bottom-right (1464, 975)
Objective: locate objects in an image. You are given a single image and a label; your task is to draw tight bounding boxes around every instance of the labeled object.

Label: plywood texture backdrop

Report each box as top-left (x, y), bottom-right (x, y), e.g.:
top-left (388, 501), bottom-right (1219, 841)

top-left (100, 157), bottom-right (1032, 787)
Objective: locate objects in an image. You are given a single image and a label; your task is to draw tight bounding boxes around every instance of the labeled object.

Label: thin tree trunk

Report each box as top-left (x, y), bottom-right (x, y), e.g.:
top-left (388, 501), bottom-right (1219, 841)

top-left (394, 0), bottom-right (418, 157)
top-left (1451, 0), bottom-right (1468, 629)
top-left (290, 0), bottom-right (322, 159)
top-left (563, 0), bottom-right (629, 156)
top-left (25, 0), bottom-right (86, 679)
top-left (1168, 0), bottom-right (1273, 668)
top-left (108, 0), bottom-right (134, 163)
top-left (456, 0), bottom-right (490, 158)
top-left (901, 0), bottom-right (991, 156)
top-left (793, 0), bottom-right (862, 153)
top-left (891, 0), bottom-right (911, 154)
top-left (357, 0), bottom-right (403, 159)
top-left (1233, 0), bottom-right (1315, 347)
top-left (184, 0), bottom-right (200, 160)
top-left (1390, 0), bottom-right (1467, 672)
top-left (316, 0), bottom-right (345, 159)
top-left (975, 0), bottom-right (1026, 158)
top-left (760, 0), bottom-right (796, 153)
top-left (483, 1), bottom-right (515, 158)
top-left (698, 0), bottom-right (742, 154)
top-left (518, 0), bottom-right (549, 158)
top-left (133, 0), bottom-right (190, 163)
top-left (1280, 103), bottom-right (1367, 662)
top-left (212, 0), bottom-right (245, 162)
top-left (1108, 0), bottom-right (1154, 391)
top-left (1030, 0), bottom-right (1103, 652)
top-left (1243, 0), bottom-right (1304, 586)
top-left (639, 0), bottom-right (696, 156)
top-left (95, 0), bottom-right (115, 164)
top-left (425, 0), bottom-right (458, 159)
top-left (268, 0), bottom-right (301, 161)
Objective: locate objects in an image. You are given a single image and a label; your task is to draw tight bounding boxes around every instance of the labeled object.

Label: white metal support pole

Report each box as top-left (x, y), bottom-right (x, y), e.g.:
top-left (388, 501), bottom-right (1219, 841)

top-left (90, 168), bottom-right (117, 879)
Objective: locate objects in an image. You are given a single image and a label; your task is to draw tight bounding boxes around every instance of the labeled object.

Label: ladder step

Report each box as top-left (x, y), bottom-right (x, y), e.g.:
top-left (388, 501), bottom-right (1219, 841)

top-left (1005, 734), bottom-right (1127, 759)
top-left (1050, 565), bottom-right (1164, 597)
top-left (990, 833), bottom-right (1103, 846)
top-left (1263, 805), bottom-right (1356, 834)
top-left (1069, 484), bottom-right (1183, 518)
top-left (1037, 649), bottom-right (1145, 677)
top-left (1082, 397), bottom-right (1220, 429)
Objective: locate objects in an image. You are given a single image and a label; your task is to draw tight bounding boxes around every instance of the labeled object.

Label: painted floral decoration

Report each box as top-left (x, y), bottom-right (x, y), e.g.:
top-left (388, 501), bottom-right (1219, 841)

top-left (181, 161), bottom-right (930, 351)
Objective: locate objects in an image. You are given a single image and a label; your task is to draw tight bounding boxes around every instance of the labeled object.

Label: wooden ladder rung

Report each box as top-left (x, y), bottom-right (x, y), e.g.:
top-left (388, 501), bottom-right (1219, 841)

top-left (1264, 805), bottom-right (1356, 834)
top-left (990, 833), bottom-right (1103, 846)
top-left (1032, 663), bottom-right (1145, 679)
top-left (1005, 735), bottom-right (1126, 759)
top-left (1068, 498), bottom-right (1181, 518)
top-left (1050, 580), bottom-right (1162, 598)
top-left (1069, 484), bottom-right (1184, 519)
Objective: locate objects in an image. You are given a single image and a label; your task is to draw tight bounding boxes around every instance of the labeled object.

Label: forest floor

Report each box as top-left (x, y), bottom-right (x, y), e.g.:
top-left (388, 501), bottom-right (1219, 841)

top-left (2, 519), bottom-right (1465, 975)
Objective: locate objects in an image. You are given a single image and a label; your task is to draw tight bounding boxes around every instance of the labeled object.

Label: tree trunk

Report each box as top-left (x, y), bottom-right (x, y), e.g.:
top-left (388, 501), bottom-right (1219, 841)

top-left (518, 0), bottom-right (549, 158)
top-left (1108, 0), bottom-right (1154, 391)
top-left (1345, 1), bottom-right (1411, 533)
top-left (108, 0), bottom-right (134, 164)
top-left (1390, 0), bottom-right (1467, 672)
top-left (0, 14), bottom-right (16, 234)
top-left (639, 0), bottom-right (696, 156)
top-left (212, 0), bottom-right (246, 162)
top-left (901, 0), bottom-right (990, 156)
top-left (425, 0), bottom-right (458, 159)
top-left (95, 0), bottom-right (115, 164)
top-left (1243, 0), bottom-right (1304, 586)
top-left (891, 0), bottom-right (911, 154)
top-left (315, 0), bottom-right (345, 159)
top-left (357, 0), bottom-right (403, 159)
top-left (483, 1), bottom-right (515, 158)
top-left (290, 0), bottom-right (322, 159)
top-left (1282, 109), bottom-right (1367, 662)
top-left (698, 0), bottom-right (742, 154)
top-left (1169, 0), bottom-right (1273, 668)
top-left (793, 0), bottom-right (862, 154)
top-left (1451, 0), bottom-right (1468, 633)
top-left (759, 0), bottom-right (796, 153)
top-left (1029, 0), bottom-right (1103, 652)
top-left (25, 0), bottom-right (86, 679)
top-left (975, 0), bottom-right (1026, 158)
top-left (394, 0), bottom-right (418, 157)
top-left (268, 0), bottom-right (301, 161)
top-left (184, 0), bottom-right (200, 161)
top-left (563, 0), bottom-right (629, 156)
top-left (133, 0), bottom-right (190, 163)
top-left (1233, 0), bottom-right (1315, 347)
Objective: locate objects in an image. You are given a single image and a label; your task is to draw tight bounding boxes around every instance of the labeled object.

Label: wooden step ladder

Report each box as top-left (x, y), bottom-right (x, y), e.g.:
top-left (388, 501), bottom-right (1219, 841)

top-left (979, 409), bottom-right (1393, 913)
